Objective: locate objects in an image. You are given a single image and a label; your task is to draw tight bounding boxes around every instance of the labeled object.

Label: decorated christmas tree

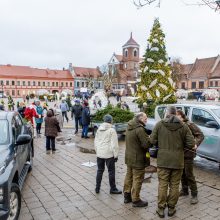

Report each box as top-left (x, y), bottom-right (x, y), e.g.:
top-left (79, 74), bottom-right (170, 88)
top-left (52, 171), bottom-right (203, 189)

top-left (137, 18), bottom-right (176, 115)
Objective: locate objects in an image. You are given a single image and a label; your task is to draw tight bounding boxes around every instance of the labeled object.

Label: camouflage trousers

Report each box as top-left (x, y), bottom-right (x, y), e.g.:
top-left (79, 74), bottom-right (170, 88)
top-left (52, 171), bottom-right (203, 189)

top-left (181, 160), bottom-right (198, 196)
top-left (123, 166), bottom-right (145, 202)
top-left (157, 167), bottom-right (183, 209)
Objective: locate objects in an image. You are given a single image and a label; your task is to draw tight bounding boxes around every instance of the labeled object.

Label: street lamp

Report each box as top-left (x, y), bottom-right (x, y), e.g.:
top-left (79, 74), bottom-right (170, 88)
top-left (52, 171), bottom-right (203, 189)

top-left (1, 81), bottom-right (3, 97)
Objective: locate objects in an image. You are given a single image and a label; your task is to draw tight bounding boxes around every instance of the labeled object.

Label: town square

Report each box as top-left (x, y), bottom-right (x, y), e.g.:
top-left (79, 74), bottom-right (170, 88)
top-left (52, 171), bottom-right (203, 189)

top-left (1, 0), bottom-right (220, 220)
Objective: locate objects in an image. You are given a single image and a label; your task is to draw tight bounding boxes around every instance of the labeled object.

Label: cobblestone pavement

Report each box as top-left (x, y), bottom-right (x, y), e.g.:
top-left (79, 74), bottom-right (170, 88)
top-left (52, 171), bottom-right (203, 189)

top-left (19, 129), bottom-right (220, 220)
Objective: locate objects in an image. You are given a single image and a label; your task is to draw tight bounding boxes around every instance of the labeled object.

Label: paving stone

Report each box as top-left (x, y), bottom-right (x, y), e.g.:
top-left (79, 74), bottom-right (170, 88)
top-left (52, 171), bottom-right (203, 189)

top-left (19, 128), bottom-right (220, 220)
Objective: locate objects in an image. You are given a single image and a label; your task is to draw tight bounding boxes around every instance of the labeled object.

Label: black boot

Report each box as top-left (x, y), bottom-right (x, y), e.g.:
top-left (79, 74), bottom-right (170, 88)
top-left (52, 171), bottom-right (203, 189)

top-left (110, 188), bottom-right (122, 194)
top-left (132, 199), bottom-right (148, 207)
top-left (124, 192), bottom-right (132, 204)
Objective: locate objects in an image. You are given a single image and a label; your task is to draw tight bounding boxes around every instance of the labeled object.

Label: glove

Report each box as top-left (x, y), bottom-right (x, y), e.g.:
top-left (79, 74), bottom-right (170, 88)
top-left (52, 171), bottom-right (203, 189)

top-left (114, 158), bottom-right (118, 162)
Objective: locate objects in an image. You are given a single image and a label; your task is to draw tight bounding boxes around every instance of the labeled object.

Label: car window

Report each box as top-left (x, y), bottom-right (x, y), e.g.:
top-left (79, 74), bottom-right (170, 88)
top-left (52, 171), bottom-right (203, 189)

top-left (0, 120), bottom-right (9, 145)
top-left (192, 108), bottom-right (216, 127)
top-left (15, 115), bottom-right (23, 135)
top-left (184, 107), bottom-right (190, 116)
top-left (157, 107), bottom-right (166, 119)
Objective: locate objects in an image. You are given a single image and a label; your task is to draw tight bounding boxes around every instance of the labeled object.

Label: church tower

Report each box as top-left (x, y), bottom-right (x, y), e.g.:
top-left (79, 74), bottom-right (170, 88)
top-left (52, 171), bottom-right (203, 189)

top-left (122, 32), bottom-right (140, 70)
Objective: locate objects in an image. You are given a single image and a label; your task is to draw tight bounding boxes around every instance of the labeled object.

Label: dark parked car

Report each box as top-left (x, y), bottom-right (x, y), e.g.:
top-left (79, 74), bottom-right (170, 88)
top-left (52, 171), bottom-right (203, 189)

top-left (0, 111), bottom-right (33, 220)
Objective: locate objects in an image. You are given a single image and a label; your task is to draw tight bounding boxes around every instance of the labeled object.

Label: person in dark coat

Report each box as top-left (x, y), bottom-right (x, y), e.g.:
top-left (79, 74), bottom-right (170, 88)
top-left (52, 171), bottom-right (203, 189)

top-left (17, 102), bottom-right (26, 118)
top-left (81, 102), bottom-right (90, 138)
top-left (71, 100), bottom-right (83, 134)
top-left (44, 110), bottom-right (61, 154)
top-left (176, 109), bottom-right (204, 205)
top-left (124, 112), bottom-right (152, 207)
top-left (150, 106), bottom-right (195, 218)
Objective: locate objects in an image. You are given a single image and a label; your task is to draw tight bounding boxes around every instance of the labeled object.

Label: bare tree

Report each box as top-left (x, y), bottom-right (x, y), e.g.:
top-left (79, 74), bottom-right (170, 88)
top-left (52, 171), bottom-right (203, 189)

top-left (170, 57), bottom-right (184, 86)
top-left (133, 0), bottom-right (220, 11)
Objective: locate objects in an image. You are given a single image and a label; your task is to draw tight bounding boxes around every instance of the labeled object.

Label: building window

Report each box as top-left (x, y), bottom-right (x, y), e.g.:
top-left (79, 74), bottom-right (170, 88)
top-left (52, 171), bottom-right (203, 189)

top-left (12, 81), bottom-right (15, 86)
top-left (12, 90), bottom-right (15, 96)
top-left (22, 81), bottom-right (25, 86)
top-left (28, 81), bottom-right (31, 86)
top-left (76, 82), bottom-right (79, 88)
top-left (66, 82), bottom-right (68, 87)
top-left (33, 81), bottom-right (36, 86)
top-left (17, 81), bottom-right (20, 86)
top-left (61, 82), bottom-right (64, 87)
top-left (199, 81), bottom-right (204, 89)
top-left (133, 49), bottom-right (137, 57)
top-left (38, 81), bottom-right (41, 86)
top-left (181, 82), bottom-right (186, 89)
top-left (191, 82), bottom-right (196, 89)
top-left (43, 82), bottom-right (45, 86)
top-left (6, 80), bottom-right (9, 86)
top-left (48, 82), bottom-right (50, 86)
top-left (0, 80), bottom-right (4, 85)
top-left (82, 82), bottom-right (84, 87)
top-left (125, 49), bottom-right (128, 57)
top-left (17, 90), bottom-right (20, 96)
top-left (56, 82), bottom-right (58, 87)
top-left (210, 81), bottom-right (213, 87)
top-left (70, 82), bottom-right (72, 87)
top-left (52, 82), bottom-right (55, 86)
top-left (215, 81), bottom-right (218, 87)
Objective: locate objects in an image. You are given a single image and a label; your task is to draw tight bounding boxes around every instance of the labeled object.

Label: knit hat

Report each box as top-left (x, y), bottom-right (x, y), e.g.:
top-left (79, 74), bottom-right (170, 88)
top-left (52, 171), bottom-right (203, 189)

top-left (103, 114), bottom-right (113, 124)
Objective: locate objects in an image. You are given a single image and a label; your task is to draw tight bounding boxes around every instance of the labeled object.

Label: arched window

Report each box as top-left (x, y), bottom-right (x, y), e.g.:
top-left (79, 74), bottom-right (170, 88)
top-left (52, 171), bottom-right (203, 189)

top-left (124, 49), bottom-right (128, 57)
top-left (133, 49), bottom-right (137, 57)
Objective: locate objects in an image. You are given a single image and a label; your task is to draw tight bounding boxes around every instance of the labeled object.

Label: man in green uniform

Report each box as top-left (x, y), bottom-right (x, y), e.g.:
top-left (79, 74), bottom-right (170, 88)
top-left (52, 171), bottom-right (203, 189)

top-left (176, 109), bottom-right (204, 205)
top-left (151, 106), bottom-right (195, 218)
top-left (123, 112), bottom-right (152, 207)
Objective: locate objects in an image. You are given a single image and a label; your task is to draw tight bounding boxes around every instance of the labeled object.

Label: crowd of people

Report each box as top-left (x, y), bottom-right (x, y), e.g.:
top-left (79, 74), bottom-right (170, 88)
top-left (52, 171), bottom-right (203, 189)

top-left (94, 106), bottom-right (204, 218)
top-left (0, 94), bottom-right (204, 218)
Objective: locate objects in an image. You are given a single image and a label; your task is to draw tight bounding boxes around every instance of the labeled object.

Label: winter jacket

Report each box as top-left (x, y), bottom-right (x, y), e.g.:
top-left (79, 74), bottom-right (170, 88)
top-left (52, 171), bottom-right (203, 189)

top-left (17, 106), bottom-right (26, 118)
top-left (44, 111), bottom-right (61, 137)
top-left (35, 106), bottom-right (43, 124)
top-left (71, 104), bottom-right (83, 118)
top-left (60, 102), bottom-right (69, 112)
top-left (82, 107), bottom-right (90, 125)
top-left (94, 122), bottom-right (119, 159)
top-left (184, 118), bottom-right (204, 160)
top-left (125, 119), bottom-right (152, 169)
top-left (150, 115), bottom-right (195, 169)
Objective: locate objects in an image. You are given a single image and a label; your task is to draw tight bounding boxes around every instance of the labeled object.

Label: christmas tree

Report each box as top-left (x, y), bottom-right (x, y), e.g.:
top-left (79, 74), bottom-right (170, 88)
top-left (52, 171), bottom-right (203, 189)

top-left (138, 18), bottom-right (176, 115)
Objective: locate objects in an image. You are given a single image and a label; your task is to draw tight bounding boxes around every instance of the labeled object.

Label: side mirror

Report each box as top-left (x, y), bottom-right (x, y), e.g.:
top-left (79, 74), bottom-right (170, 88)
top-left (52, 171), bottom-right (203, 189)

top-left (16, 134), bottom-right (31, 145)
top-left (205, 121), bottom-right (219, 129)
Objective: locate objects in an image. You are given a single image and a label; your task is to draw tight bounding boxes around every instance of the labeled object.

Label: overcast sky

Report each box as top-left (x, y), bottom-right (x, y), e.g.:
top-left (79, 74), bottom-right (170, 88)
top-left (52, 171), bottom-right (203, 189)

top-left (0, 0), bottom-right (220, 70)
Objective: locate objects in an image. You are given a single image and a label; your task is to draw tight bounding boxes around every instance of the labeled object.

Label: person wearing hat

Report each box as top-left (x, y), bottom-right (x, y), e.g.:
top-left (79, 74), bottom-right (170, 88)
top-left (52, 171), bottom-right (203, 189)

top-left (71, 100), bottom-right (83, 134)
top-left (81, 101), bottom-right (90, 138)
top-left (94, 114), bottom-right (122, 194)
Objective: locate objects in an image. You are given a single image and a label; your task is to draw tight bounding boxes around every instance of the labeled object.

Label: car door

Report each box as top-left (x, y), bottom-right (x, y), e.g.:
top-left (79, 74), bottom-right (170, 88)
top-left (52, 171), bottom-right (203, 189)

top-left (191, 107), bottom-right (220, 162)
top-left (12, 118), bottom-right (24, 175)
top-left (15, 114), bottom-right (29, 165)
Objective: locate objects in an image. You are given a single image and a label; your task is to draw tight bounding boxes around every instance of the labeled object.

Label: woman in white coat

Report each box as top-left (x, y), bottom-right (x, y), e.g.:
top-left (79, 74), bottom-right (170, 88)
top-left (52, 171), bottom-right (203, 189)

top-left (94, 114), bottom-right (122, 194)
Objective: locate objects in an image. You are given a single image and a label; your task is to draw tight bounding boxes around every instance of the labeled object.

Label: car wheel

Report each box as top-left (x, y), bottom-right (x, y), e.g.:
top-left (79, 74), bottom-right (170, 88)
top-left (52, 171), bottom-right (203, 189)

top-left (8, 183), bottom-right (21, 220)
top-left (28, 147), bottom-right (33, 173)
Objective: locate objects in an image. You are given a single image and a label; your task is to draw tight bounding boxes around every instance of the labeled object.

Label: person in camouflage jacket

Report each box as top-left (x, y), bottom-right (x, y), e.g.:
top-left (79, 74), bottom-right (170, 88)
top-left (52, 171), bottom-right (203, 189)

top-left (176, 109), bottom-right (204, 205)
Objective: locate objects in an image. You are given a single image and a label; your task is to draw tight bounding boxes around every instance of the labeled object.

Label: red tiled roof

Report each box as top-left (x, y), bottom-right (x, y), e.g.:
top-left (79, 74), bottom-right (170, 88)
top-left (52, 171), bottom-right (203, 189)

top-left (183, 64), bottom-right (193, 75)
top-left (123, 33), bottom-right (139, 47)
top-left (0, 65), bottom-right (73, 79)
top-left (115, 54), bottom-right (123, 62)
top-left (210, 61), bottom-right (220, 78)
top-left (189, 57), bottom-right (217, 78)
top-left (73, 66), bottom-right (101, 78)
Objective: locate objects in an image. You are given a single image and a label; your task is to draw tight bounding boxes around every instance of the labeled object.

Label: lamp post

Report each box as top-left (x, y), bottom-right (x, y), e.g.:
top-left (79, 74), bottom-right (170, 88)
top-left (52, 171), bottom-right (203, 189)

top-left (1, 81), bottom-right (3, 97)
